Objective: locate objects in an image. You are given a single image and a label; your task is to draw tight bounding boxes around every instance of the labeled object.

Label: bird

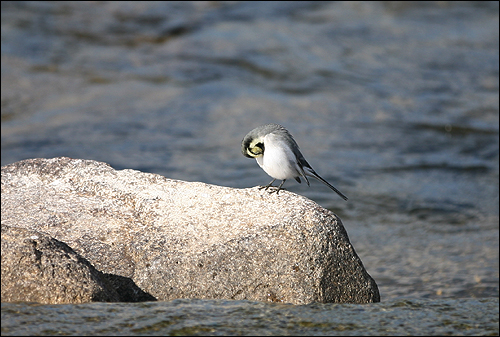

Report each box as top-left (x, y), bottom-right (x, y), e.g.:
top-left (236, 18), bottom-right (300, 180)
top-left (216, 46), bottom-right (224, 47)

top-left (241, 123), bottom-right (348, 200)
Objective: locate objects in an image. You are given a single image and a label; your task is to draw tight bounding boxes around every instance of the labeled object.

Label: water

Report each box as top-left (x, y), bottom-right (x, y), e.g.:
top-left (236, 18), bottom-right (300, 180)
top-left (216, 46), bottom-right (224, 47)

top-left (1, 1), bottom-right (498, 335)
top-left (2, 298), bottom-right (498, 336)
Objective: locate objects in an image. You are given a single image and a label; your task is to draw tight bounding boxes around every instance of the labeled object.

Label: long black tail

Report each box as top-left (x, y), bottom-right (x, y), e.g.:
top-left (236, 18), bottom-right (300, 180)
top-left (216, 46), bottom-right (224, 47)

top-left (309, 170), bottom-right (348, 201)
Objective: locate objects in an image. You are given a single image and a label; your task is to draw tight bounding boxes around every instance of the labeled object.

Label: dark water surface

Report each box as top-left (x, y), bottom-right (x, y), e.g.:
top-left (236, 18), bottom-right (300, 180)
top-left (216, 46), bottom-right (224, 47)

top-left (1, 1), bottom-right (498, 335)
top-left (2, 298), bottom-right (498, 336)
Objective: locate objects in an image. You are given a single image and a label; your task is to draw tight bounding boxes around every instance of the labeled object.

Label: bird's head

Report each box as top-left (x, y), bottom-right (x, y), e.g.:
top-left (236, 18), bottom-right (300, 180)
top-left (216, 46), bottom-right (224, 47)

top-left (242, 135), bottom-right (265, 158)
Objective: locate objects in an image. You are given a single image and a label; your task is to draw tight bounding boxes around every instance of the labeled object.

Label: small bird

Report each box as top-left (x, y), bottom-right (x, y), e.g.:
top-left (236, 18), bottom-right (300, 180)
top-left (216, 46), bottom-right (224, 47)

top-left (241, 123), bottom-right (348, 200)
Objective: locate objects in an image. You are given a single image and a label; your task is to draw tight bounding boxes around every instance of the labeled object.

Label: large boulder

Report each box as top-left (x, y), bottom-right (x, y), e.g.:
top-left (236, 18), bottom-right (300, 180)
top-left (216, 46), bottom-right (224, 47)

top-left (1, 157), bottom-right (380, 304)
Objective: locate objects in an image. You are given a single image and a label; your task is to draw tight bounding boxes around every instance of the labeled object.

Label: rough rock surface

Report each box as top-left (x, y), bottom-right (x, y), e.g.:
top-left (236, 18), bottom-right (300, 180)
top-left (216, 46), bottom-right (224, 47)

top-left (1, 157), bottom-right (380, 304)
top-left (1, 225), bottom-right (120, 304)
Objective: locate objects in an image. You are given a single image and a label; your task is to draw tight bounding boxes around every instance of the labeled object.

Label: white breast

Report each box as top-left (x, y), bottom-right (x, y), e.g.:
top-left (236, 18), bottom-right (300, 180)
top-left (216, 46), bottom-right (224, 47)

top-left (256, 133), bottom-right (299, 180)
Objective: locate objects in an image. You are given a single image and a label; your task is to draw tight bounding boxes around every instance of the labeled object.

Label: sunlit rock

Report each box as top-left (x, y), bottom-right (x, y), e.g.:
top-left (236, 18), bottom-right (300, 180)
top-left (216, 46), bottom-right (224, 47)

top-left (1, 157), bottom-right (379, 304)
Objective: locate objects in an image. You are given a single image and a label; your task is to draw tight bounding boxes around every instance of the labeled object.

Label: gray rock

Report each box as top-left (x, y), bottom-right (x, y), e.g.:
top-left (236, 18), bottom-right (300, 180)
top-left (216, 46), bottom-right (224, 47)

top-left (1, 157), bottom-right (380, 304)
top-left (1, 225), bottom-right (120, 304)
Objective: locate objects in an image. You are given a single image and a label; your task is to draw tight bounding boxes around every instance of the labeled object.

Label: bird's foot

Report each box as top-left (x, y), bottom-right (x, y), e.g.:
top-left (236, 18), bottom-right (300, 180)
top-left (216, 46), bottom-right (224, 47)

top-left (258, 179), bottom-right (276, 191)
top-left (258, 179), bottom-right (286, 195)
top-left (259, 185), bottom-right (283, 194)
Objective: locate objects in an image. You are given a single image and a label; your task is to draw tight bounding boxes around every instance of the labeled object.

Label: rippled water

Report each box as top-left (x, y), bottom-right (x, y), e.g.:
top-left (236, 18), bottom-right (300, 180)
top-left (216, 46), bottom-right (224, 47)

top-left (1, 1), bottom-right (498, 335)
top-left (2, 298), bottom-right (499, 336)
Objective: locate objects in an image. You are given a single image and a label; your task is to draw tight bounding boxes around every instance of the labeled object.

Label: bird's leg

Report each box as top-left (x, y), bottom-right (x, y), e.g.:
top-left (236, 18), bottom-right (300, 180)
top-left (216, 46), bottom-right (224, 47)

top-left (259, 179), bottom-right (287, 194)
top-left (259, 179), bottom-right (276, 190)
top-left (274, 179), bottom-right (286, 194)
top-left (262, 179), bottom-right (287, 194)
